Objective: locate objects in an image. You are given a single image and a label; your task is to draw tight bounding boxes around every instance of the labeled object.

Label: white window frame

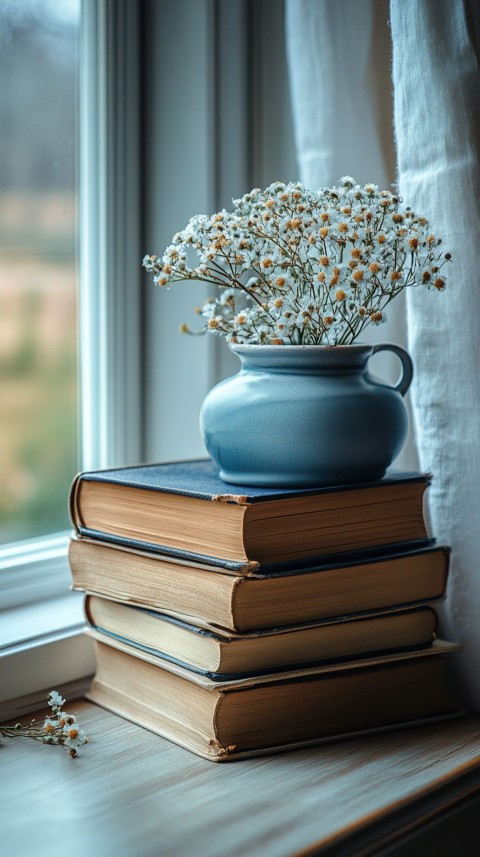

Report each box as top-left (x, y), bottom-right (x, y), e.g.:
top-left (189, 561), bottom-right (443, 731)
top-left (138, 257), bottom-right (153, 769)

top-left (0, 535), bottom-right (72, 612)
top-left (80, 0), bottom-right (141, 473)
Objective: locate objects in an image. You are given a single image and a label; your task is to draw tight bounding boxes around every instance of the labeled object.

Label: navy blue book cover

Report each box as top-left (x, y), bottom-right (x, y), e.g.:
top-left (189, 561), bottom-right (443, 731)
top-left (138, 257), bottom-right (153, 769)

top-left (69, 459), bottom-right (432, 572)
top-left (71, 457), bottom-right (429, 504)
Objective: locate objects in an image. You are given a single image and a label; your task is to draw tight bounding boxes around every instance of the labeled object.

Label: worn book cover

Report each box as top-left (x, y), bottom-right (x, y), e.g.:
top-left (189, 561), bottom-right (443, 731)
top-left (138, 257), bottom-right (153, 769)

top-left (84, 594), bottom-right (439, 680)
top-left (85, 634), bottom-right (462, 761)
top-left (69, 536), bottom-right (449, 632)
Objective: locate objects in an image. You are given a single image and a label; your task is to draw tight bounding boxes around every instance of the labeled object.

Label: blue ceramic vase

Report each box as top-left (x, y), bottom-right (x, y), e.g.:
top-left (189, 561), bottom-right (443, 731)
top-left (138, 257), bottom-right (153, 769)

top-left (200, 343), bottom-right (413, 487)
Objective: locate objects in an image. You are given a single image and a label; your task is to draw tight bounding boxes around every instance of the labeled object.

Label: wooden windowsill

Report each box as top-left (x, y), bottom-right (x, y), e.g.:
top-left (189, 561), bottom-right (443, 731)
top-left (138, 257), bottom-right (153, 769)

top-left (2, 702), bottom-right (480, 857)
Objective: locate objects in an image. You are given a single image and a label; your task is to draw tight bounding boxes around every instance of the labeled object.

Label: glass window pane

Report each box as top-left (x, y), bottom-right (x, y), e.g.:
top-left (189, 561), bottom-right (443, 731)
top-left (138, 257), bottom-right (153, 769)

top-left (0, 0), bottom-right (80, 544)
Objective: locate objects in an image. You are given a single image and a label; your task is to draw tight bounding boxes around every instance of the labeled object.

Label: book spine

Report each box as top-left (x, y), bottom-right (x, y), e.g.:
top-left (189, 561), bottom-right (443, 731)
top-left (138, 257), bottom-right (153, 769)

top-left (83, 594), bottom-right (93, 625)
top-left (68, 472), bottom-right (82, 533)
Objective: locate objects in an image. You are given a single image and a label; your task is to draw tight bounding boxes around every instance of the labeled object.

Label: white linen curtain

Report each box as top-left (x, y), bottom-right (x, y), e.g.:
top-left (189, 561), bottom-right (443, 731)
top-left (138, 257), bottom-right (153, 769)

top-left (390, 0), bottom-right (480, 709)
top-left (285, 0), bottom-right (480, 708)
top-left (285, 0), bottom-right (392, 190)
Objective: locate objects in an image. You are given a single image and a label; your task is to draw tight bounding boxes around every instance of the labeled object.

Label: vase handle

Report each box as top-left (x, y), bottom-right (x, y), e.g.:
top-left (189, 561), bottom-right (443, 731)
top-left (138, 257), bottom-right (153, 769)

top-left (371, 343), bottom-right (413, 397)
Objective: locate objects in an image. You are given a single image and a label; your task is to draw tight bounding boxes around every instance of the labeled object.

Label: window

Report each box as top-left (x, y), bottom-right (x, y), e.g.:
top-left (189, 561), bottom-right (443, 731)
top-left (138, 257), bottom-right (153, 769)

top-left (0, 0), bottom-right (85, 712)
top-left (0, 0), bottom-right (79, 546)
top-left (1, 0), bottom-right (143, 617)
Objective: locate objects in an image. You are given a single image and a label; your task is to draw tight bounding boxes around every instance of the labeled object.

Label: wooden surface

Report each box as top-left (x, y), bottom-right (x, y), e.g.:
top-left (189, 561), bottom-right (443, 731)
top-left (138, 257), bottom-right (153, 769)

top-left (2, 702), bottom-right (480, 857)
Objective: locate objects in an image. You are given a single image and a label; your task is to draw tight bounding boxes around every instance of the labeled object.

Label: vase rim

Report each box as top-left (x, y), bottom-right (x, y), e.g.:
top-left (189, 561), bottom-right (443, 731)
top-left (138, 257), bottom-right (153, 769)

top-left (229, 342), bottom-right (374, 352)
top-left (228, 341), bottom-right (383, 371)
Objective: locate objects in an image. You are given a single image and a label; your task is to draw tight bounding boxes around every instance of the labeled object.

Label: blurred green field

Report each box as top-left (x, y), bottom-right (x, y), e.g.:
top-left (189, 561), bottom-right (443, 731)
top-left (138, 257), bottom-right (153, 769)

top-left (0, 5), bottom-right (79, 545)
top-left (0, 192), bottom-right (78, 545)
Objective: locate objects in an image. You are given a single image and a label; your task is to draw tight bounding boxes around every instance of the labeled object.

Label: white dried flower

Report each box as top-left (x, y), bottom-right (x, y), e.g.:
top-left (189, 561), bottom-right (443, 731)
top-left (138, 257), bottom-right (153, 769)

top-left (0, 691), bottom-right (88, 759)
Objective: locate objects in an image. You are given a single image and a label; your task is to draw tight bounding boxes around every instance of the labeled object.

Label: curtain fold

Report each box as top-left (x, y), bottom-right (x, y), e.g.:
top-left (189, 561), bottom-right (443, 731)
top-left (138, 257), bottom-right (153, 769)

top-left (391, 0), bottom-right (480, 709)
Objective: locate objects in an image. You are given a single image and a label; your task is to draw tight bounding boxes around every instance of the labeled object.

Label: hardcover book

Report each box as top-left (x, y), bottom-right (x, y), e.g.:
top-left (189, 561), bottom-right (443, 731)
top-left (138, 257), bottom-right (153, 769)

top-left (69, 537), bottom-right (449, 633)
top-left (69, 458), bottom-right (431, 570)
top-left (85, 595), bottom-right (438, 679)
top-left (85, 634), bottom-right (461, 761)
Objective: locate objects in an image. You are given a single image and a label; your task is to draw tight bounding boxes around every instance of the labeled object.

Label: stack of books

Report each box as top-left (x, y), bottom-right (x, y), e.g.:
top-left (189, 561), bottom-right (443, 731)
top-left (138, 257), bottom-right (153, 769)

top-left (68, 458), bottom-right (460, 761)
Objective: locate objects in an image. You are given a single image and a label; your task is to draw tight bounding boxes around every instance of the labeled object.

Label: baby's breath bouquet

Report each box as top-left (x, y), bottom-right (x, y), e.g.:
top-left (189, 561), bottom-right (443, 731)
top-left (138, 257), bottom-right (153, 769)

top-left (143, 176), bottom-right (450, 346)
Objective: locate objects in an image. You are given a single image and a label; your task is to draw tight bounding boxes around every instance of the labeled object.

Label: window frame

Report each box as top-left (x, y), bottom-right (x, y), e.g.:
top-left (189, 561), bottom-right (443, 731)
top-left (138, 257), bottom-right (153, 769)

top-left (0, 534), bottom-right (72, 612)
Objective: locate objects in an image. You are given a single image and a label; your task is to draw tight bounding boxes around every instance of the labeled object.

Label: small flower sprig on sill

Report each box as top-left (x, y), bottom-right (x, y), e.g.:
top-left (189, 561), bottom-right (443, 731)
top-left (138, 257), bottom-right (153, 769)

top-left (0, 690), bottom-right (88, 758)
